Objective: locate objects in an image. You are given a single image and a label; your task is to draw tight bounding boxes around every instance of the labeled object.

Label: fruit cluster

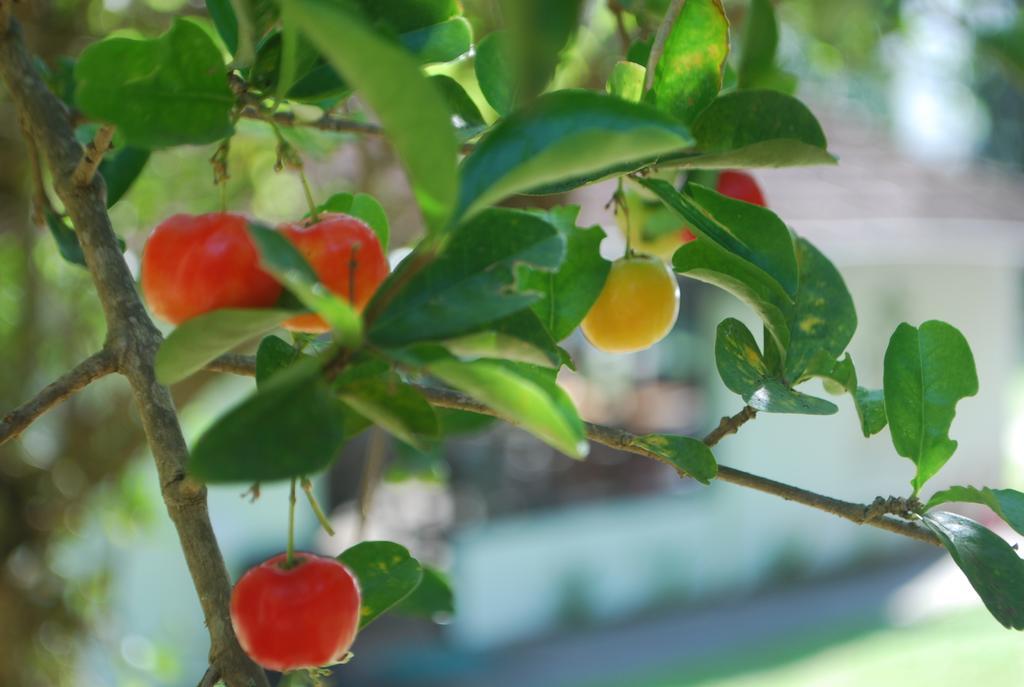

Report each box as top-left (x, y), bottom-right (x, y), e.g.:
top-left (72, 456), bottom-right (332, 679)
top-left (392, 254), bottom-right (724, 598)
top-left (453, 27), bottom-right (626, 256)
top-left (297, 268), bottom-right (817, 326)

top-left (141, 212), bottom-right (389, 332)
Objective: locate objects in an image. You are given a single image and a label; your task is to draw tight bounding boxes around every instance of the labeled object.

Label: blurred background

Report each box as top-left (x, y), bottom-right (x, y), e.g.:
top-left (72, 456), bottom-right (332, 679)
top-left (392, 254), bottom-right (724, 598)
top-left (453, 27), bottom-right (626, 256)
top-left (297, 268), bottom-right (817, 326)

top-left (2, 0), bottom-right (1024, 685)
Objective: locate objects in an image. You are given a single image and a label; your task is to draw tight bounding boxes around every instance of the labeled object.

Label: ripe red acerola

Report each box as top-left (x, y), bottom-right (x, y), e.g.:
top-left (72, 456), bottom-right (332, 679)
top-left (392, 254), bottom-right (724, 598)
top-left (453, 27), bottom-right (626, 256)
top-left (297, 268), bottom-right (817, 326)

top-left (141, 213), bottom-right (281, 325)
top-left (280, 213), bottom-right (390, 333)
top-left (715, 170), bottom-right (766, 207)
top-left (230, 552), bottom-right (362, 672)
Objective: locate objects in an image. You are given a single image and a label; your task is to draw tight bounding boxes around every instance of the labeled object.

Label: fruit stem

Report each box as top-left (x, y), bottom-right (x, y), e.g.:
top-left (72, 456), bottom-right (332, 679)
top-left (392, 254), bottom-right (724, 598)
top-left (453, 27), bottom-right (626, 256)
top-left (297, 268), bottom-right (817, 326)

top-left (616, 177), bottom-right (633, 258)
top-left (286, 477), bottom-right (297, 566)
top-left (269, 121), bottom-right (320, 222)
top-left (301, 477), bottom-right (336, 536)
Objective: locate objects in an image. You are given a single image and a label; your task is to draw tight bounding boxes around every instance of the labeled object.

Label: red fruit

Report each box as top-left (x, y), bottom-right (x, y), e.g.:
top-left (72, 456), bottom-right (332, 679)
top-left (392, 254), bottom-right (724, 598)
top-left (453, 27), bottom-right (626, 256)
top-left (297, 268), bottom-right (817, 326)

top-left (280, 213), bottom-right (390, 333)
top-left (230, 552), bottom-right (362, 672)
top-left (715, 170), bottom-right (766, 207)
top-left (679, 227), bottom-right (697, 244)
top-left (141, 213), bottom-right (281, 325)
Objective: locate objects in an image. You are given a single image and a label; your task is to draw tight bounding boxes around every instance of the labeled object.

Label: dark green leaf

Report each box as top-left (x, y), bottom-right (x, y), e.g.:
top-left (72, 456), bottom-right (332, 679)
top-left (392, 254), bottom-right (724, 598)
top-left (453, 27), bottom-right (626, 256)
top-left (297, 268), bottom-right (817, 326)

top-left (736, 0), bottom-right (796, 93)
top-left (189, 359), bottom-right (347, 482)
top-left (155, 308), bottom-right (296, 385)
top-left (456, 89), bottom-right (694, 218)
top-left (784, 238), bottom-right (857, 382)
top-left (926, 486), bottom-right (1024, 538)
top-left (336, 372), bottom-right (439, 450)
top-left (607, 60), bottom-right (646, 102)
top-left (854, 387), bottom-right (887, 437)
top-left (430, 74), bottom-right (486, 135)
top-left (677, 90), bottom-right (834, 168)
top-left (715, 318), bottom-right (837, 415)
top-left (883, 321), bottom-right (979, 493)
top-left (648, 0), bottom-right (729, 124)
top-left (395, 566), bottom-right (454, 620)
top-left (350, 0), bottom-right (458, 34)
top-left (497, 0), bottom-right (584, 102)
top-left (630, 434), bottom-right (717, 484)
top-left (337, 541), bottom-right (424, 628)
top-left (99, 146), bottom-right (149, 208)
top-left (207, 0), bottom-right (239, 54)
top-left (368, 209), bottom-right (565, 347)
top-left (400, 17), bottom-right (472, 65)
top-left (247, 223), bottom-right (363, 344)
top-left (519, 206), bottom-right (610, 342)
top-left (45, 210), bottom-right (85, 267)
top-left (923, 511), bottom-right (1024, 630)
top-left (255, 335), bottom-right (300, 387)
top-left (74, 19), bottom-right (234, 148)
top-left (313, 192), bottom-right (389, 251)
top-left (288, 0), bottom-right (458, 233)
top-left (474, 31), bottom-right (516, 116)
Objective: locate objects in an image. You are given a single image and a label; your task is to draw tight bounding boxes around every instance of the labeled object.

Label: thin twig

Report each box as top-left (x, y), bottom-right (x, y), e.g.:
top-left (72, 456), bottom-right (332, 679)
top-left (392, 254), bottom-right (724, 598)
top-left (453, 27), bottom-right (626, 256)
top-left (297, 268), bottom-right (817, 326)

top-left (196, 666), bottom-right (221, 687)
top-left (608, 0), bottom-right (632, 49)
top-left (72, 124), bottom-right (114, 187)
top-left (1, 348), bottom-right (116, 446)
top-left (205, 355), bottom-right (940, 547)
top-left (644, 0), bottom-right (686, 93)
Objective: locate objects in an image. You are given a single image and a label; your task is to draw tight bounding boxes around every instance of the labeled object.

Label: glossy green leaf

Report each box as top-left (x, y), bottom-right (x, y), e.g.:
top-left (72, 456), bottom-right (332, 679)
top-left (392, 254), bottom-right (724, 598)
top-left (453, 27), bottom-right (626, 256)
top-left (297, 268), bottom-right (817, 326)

top-left (854, 387), bottom-right (887, 437)
top-left (639, 178), bottom-right (794, 352)
top-left (189, 360), bottom-right (347, 483)
top-left (630, 434), bottom-right (717, 484)
top-left (207, 0), bottom-right (239, 54)
top-left (411, 349), bottom-right (588, 458)
top-left (456, 89), bottom-right (694, 219)
top-left (255, 335), bottom-right (300, 387)
top-left (75, 19), bottom-right (234, 148)
top-left (883, 321), bottom-right (979, 493)
top-left (715, 318), bottom-right (837, 415)
top-left (336, 372), bottom-right (439, 450)
top-left (350, 0), bottom-right (458, 33)
top-left (313, 192), bottom-right (389, 251)
top-left (247, 223), bottom-right (363, 345)
top-left (674, 90), bottom-right (834, 168)
top-left (395, 565), bottom-right (455, 620)
top-left (784, 238), bottom-right (857, 382)
top-left (442, 309), bottom-right (562, 367)
top-left (45, 210), bottom-right (86, 267)
top-left (736, 0), bottom-right (796, 93)
top-left (430, 74), bottom-right (486, 136)
top-left (368, 209), bottom-right (565, 347)
top-left (648, 0), bottom-right (729, 124)
top-left (923, 511), bottom-right (1024, 630)
top-left (400, 17), bottom-right (472, 65)
top-left (475, 31), bottom-right (516, 116)
top-left (99, 147), bottom-right (149, 208)
top-left (607, 60), bottom-right (646, 103)
top-left (288, 0), bottom-right (458, 233)
top-left (520, 206), bottom-right (611, 342)
top-left (155, 308), bottom-right (296, 385)
top-left (927, 486), bottom-right (1024, 538)
top-left (337, 541), bottom-right (424, 628)
top-left (498, 0), bottom-right (584, 102)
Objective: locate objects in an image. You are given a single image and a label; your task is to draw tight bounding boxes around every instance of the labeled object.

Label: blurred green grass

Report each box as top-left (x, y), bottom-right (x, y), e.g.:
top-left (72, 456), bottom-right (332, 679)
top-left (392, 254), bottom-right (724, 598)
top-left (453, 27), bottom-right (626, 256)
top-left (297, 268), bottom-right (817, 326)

top-left (592, 608), bottom-right (1023, 687)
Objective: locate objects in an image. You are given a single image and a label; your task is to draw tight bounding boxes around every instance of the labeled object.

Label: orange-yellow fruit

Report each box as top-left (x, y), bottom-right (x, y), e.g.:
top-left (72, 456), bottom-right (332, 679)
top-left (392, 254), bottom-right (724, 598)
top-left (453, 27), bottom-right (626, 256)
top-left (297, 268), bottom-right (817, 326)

top-left (581, 255), bottom-right (680, 353)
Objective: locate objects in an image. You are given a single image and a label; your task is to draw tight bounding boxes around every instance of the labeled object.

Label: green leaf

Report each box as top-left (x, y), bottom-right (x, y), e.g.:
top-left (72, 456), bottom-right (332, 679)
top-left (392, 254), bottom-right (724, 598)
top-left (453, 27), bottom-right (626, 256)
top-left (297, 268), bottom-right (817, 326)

top-left (207, 0), bottom-right (239, 54)
top-left (395, 565), bottom-right (454, 620)
top-left (883, 321), bottom-right (979, 493)
top-left (400, 17), bottom-right (472, 65)
top-left (255, 335), bottom-right (300, 387)
top-left (288, 0), bottom-right (458, 233)
top-left (45, 210), bottom-right (86, 267)
top-left (336, 371), bottom-right (439, 450)
top-left (247, 223), bottom-right (363, 345)
top-left (368, 209), bottom-right (565, 347)
top-left (442, 309), bottom-right (562, 368)
top-left (430, 74), bottom-right (486, 136)
top-left (74, 19), bottom-right (234, 148)
top-left (926, 486), bottom-right (1024, 538)
top-left (520, 206), bottom-right (611, 342)
top-left (155, 308), bottom-right (296, 385)
top-left (497, 0), bottom-right (584, 102)
top-left (630, 434), bottom-right (717, 484)
top-left (676, 90), bottom-right (834, 168)
top-left (189, 359), bottom-right (347, 483)
top-left (784, 238), bottom-right (857, 382)
top-left (638, 178), bottom-right (794, 352)
top-left (456, 89), bottom-right (694, 219)
top-left (350, 0), bottom-right (458, 34)
top-left (337, 541), bottom-right (424, 629)
top-left (411, 349), bottom-right (588, 458)
top-left (648, 0), bottom-right (729, 124)
top-left (607, 60), bottom-right (646, 103)
top-left (99, 147), bottom-right (149, 208)
top-left (474, 31), bottom-right (516, 116)
top-left (736, 0), bottom-right (796, 93)
top-left (313, 192), bottom-right (389, 251)
top-left (922, 511), bottom-right (1024, 630)
top-left (715, 318), bottom-right (837, 415)
top-left (853, 386), bottom-right (887, 437)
